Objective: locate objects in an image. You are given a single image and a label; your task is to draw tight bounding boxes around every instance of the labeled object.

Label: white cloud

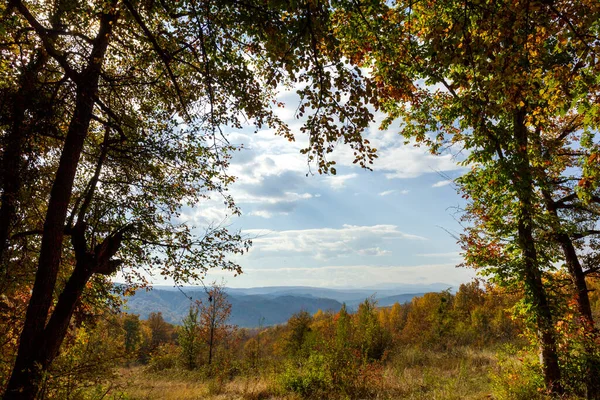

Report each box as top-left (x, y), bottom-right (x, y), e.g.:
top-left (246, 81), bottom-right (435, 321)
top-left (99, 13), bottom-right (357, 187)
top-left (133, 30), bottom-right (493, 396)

top-left (237, 191), bottom-right (313, 205)
top-left (432, 180), bottom-right (453, 188)
top-left (325, 123), bottom-right (465, 180)
top-left (179, 202), bottom-right (232, 226)
top-left (357, 247), bottom-right (391, 256)
top-left (379, 189), bottom-right (409, 196)
top-left (237, 263), bottom-right (475, 287)
top-left (248, 210), bottom-right (274, 219)
top-left (230, 92), bottom-right (466, 188)
top-left (416, 251), bottom-right (462, 259)
top-left (377, 148), bottom-right (462, 179)
top-left (244, 224), bottom-right (426, 260)
top-left (222, 104), bottom-right (464, 227)
top-left (326, 173), bottom-right (358, 190)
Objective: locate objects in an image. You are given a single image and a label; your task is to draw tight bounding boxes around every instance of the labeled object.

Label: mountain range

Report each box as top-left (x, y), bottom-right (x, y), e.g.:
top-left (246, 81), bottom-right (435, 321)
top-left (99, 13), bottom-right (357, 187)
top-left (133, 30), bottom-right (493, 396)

top-left (122, 283), bottom-right (454, 327)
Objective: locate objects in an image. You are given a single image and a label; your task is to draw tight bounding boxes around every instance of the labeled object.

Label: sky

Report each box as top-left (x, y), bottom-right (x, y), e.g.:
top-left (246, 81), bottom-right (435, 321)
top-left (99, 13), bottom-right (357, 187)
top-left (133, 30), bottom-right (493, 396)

top-left (142, 89), bottom-right (477, 289)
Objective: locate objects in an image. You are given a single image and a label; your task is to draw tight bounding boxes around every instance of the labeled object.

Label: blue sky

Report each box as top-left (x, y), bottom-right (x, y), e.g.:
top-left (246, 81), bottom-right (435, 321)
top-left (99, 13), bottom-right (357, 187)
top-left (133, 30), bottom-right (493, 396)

top-left (161, 88), bottom-right (478, 289)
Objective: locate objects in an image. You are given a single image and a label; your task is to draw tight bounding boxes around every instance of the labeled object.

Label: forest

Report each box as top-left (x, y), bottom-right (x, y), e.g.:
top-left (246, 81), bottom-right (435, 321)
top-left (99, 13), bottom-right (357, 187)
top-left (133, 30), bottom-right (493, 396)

top-left (1, 279), bottom-right (600, 399)
top-left (1, 0), bottom-right (600, 398)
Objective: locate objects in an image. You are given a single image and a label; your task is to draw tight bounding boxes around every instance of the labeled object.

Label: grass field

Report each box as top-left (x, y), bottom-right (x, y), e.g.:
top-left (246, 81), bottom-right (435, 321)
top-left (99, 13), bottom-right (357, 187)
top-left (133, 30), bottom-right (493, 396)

top-left (104, 347), bottom-right (508, 400)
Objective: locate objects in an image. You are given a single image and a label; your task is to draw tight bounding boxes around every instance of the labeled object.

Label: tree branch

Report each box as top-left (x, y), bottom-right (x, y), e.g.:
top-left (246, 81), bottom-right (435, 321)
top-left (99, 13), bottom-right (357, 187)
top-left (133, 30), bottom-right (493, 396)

top-left (571, 230), bottom-right (600, 240)
top-left (11, 0), bottom-right (80, 83)
top-left (122, 0), bottom-right (191, 121)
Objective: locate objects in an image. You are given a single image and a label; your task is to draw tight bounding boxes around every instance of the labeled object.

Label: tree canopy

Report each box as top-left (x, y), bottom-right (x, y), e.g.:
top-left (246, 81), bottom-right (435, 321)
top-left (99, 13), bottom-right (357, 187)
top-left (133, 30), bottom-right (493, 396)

top-left (331, 0), bottom-right (600, 395)
top-left (0, 0), bottom-right (377, 397)
top-left (2, 0), bottom-right (600, 397)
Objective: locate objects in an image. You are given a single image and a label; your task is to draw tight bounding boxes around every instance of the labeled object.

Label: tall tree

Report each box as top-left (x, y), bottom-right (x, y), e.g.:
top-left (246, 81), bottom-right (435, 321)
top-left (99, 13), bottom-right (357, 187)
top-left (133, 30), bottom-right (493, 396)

top-left (199, 283), bottom-right (232, 366)
top-left (147, 312), bottom-right (171, 350)
top-left (122, 313), bottom-right (142, 356)
top-left (331, 0), bottom-right (600, 395)
top-left (179, 304), bottom-right (201, 370)
top-left (285, 310), bottom-right (313, 359)
top-left (1, 0), bottom-right (377, 397)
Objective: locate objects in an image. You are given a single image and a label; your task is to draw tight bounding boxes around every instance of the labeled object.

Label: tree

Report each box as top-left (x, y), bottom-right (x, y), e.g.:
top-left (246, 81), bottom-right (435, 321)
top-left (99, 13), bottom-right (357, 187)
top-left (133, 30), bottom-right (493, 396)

top-left (147, 312), bottom-right (171, 350)
top-left (122, 313), bottom-right (142, 356)
top-left (454, 281), bottom-right (486, 320)
top-left (179, 304), bottom-right (201, 370)
top-left (331, 0), bottom-right (600, 394)
top-left (1, 0), bottom-right (378, 397)
top-left (333, 303), bottom-right (352, 372)
top-left (199, 283), bottom-right (232, 366)
top-left (285, 310), bottom-right (313, 359)
top-left (41, 315), bottom-right (126, 399)
top-left (355, 297), bottom-right (388, 361)
top-left (137, 323), bottom-right (154, 364)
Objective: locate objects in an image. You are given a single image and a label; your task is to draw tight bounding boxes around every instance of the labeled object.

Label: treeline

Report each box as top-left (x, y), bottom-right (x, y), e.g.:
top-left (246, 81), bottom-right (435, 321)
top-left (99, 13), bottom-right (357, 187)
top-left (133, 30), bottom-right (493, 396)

top-left (0, 280), bottom-right (528, 399)
top-left (3, 278), bottom-right (600, 398)
top-left (126, 281), bottom-right (521, 371)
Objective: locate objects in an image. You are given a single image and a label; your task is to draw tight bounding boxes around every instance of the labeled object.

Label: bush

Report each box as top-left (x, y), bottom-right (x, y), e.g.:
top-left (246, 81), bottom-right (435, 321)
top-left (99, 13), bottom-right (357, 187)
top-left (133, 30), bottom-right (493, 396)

top-left (147, 343), bottom-right (179, 372)
top-left (490, 345), bottom-right (548, 400)
top-left (39, 317), bottom-right (126, 399)
top-left (279, 353), bottom-right (331, 397)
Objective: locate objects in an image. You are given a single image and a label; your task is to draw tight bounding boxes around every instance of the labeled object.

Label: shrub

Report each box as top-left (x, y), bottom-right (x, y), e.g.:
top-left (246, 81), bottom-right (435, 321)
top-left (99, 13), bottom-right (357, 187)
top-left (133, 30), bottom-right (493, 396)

top-left (279, 353), bottom-right (331, 397)
top-left (490, 345), bottom-right (548, 400)
top-left (39, 317), bottom-right (126, 399)
top-left (147, 343), bottom-right (179, 372)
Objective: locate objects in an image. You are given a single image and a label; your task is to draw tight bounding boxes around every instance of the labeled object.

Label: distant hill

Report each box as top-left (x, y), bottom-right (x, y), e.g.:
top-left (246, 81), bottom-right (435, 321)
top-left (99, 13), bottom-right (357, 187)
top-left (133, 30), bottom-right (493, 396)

top-left (122, 284), bottom-right (450, 327)
top-left (123, 289), bottom-right (343, 327)
top-left (376, 293), bottom-right (424, 307)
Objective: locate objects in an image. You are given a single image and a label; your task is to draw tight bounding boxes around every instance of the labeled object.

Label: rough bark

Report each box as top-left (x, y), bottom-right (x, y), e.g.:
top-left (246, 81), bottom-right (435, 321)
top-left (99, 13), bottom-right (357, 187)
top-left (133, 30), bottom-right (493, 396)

top-left (542, 192), bottom-right (594, 324)
top-left (514, 110), bottom-right (563, 394)
top-left (4, 4), bottom-right (118, 398)
top-left (208, 300), bottom-right (215, 365)
top-left (542, 190), bottom-right (598, 399)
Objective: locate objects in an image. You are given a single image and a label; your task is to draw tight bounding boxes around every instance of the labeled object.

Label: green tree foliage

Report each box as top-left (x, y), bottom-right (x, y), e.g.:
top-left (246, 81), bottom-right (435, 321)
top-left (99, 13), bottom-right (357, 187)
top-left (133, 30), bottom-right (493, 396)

top-left (147, 343), bottom-right (180, 373)
top-left (179, 305), bottom-right (201, 370)
top-left (40, 314), bottom-right (126, 399)
top-left (285, 310), bottom-right (313, 359)
top-left (272, 283), bottom-right (520, 398)
top-left (331, 0), bottom-right (600, 395)
top-left (335, 304), bottom-right (352, 355)
top-left (122, 313), bottom-right (142, 356)
top-left (0, 0), bottom-right (379, 396)
top-left (355, 297), bottom-right (390, 361)
top-left (137, 322), bottom-right (154, 365)
top-left (401, 291), bottom-right (454, 348)
top-left (329, 303), bottom-right (355, 391)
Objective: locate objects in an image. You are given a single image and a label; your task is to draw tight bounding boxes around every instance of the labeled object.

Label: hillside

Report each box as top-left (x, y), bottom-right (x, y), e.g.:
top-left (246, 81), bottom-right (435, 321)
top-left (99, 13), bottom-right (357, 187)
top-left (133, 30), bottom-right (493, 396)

top-left (123, 288), bottom-right (344, 327)
top-left (122, 285), bottom-right (435, 326)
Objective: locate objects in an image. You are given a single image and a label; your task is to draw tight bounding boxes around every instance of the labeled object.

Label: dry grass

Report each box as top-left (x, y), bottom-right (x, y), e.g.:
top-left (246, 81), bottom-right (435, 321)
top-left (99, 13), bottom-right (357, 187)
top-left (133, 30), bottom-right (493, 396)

top-left (110, 367), bottom-right (208, 399)
top-left (102, 347), bottom-right (523, 399)
top-left (382, 347), bottom-right (497, 399)
top-left (107, 367), bottom-right (297, 400)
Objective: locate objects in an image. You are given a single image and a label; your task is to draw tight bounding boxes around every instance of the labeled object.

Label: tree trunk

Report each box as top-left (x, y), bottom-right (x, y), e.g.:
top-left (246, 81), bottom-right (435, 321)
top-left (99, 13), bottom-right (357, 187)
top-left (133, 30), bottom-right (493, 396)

top-left (513, 110), bottom-right (563, 394)
top-left (4, 5), bottom-right (118, 398)
top-left (39, 253), bottom-right (94, 368)
top-left (518, 220), bottom-right (563, 393)
top-left (208, 302), bottom-right (215, 365)
top-left (542, 191), bottom-right (595, 323)
top-left (542, 190), bottom-right (598, 399)
top-left (559, 235), bottom-right (599, 400)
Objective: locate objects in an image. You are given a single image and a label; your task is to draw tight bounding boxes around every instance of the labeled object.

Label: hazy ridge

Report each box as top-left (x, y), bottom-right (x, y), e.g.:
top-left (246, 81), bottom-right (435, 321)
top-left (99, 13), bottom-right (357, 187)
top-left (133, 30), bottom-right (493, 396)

top-left (122, 283), bottom-right (453, 327)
